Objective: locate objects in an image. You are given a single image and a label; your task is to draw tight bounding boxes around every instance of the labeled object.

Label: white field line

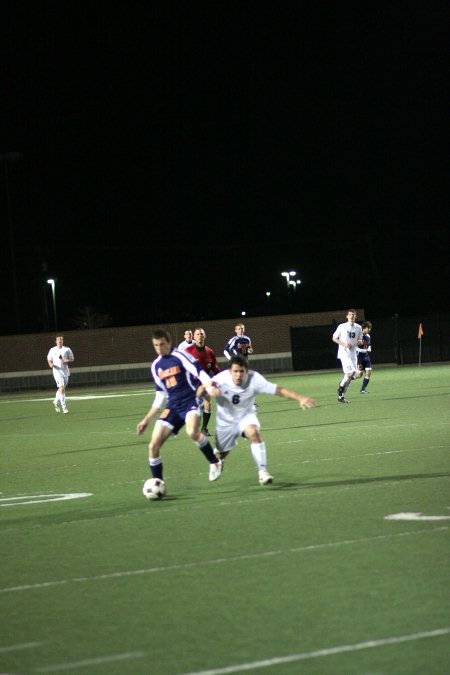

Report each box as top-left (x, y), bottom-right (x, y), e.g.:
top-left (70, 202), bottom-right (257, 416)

top-left (69, 392), bottom-right (151, 401)
top-left (0, 641), bottom-right (46, 653)
top-left (179, 627), bottom-right (450, 675)
top-left (1, 390), bottom-right (153, 404)
top-left (0, 493), bottom-right (92, 507)
top-left (1, 526), bottom-right (447, 594)
top-left (273, 444), bottom-right (449, 462)
top-left (385, 511), bottom-right (450, 521)
top-left (34, 651), bottom-right (146, 672)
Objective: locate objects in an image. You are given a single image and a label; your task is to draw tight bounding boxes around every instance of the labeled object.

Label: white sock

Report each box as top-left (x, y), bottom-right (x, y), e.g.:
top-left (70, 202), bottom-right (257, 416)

top-left (251, 442), bottom-right (267, 471)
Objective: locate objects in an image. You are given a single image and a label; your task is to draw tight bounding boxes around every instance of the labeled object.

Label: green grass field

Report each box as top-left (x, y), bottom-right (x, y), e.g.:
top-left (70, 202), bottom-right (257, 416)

top-left (1, 364), bottom-right (449, 675)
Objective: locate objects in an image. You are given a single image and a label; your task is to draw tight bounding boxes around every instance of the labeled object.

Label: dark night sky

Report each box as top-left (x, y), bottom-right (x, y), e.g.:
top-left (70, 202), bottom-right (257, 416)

top-left (1, 2), bottom-right (448, 335)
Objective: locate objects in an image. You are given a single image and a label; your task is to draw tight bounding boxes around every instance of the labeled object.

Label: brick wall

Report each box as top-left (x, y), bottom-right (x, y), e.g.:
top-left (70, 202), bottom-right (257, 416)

top-left (0, 308), bottom-right (363, 374)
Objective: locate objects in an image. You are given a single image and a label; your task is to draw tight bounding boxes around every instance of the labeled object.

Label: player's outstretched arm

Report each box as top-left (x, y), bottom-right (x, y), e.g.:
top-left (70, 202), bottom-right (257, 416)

top-left (196, 381), bottom-right (220, 399)
top-left (276, 386), bottom-right (316, 410)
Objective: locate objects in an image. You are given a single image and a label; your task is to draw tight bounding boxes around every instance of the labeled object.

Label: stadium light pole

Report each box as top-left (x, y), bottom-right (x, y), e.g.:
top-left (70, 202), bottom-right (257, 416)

top-left (281, 271), bottom-right (301, 308)
top-left (2, 151), bottom-right (24, 333)
top-left (47, 278), bottom-right (58, 331)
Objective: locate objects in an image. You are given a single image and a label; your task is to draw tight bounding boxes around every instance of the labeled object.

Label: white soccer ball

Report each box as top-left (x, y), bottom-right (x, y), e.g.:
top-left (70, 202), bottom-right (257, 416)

top-left (142, 478), bottom-right (166, 501)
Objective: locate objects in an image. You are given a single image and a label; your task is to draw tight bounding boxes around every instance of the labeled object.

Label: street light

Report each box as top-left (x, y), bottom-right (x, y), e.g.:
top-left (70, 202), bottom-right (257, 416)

top-left (47, 278), bottom-right (58, 331)
top-left (281, 271), bottom-right (301, 306)
top-left (281, 271), bottom-right (301, 289)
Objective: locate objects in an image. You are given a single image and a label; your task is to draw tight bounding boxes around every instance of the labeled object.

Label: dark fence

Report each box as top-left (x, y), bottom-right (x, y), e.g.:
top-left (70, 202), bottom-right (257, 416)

top-left (290, 313), bottom-right (450, 371)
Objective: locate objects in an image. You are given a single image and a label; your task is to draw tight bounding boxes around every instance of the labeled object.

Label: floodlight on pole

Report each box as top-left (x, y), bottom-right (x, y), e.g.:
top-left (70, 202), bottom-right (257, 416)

top-left (281, 270), bottom-right (301, 288)
top-left (281, 270), bottom-right (301, 307)
top-left (47, 278), bottom-right (58, 331)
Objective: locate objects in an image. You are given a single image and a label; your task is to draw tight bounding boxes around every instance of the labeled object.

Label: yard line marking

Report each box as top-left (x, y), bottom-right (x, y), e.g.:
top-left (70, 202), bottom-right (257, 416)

top-left (178, 627), bottom-right (450, 675)
top-left (1, 526), bottom-right (447, 594)
top-left (34, 651), bottom-right (146, 672)
top-left (0, 641), bottom-right (46, 654)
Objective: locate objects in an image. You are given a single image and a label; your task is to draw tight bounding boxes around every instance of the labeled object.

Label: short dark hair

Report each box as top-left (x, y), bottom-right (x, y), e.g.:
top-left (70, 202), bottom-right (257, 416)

top-left (362, 321), bottom-right (372, 330)
top-left (151, 328), bottom-right (172, 342)
top-left (229, 354), bottom-right (249, 370)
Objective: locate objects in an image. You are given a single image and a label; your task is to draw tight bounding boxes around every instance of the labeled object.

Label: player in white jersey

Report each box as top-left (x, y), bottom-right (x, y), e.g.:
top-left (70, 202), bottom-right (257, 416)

top-left (178, 329), bottom-right (194, 351)
top-left (199, 355), bottom-right (316, 485)
top-left (47, 335), bottom-right (75, 414)
top-left (332, 309), bottom-right (363, 403)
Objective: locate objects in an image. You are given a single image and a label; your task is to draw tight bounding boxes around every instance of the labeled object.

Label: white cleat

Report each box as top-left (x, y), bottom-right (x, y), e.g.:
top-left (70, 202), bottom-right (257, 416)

top-left (259, 470), bottom-right (273, 486)
top-left (53, 401), bottom-right (60, 413)
top-left (209, 461), bottom-right (223, 482)
top-left (62, 406), bottom-right (69, 414)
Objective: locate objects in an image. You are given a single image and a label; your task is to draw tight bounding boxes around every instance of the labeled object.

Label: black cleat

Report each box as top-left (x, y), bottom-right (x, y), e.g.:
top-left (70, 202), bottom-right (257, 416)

top-left (338, 395), bottom-right (349, 403)
top-left (201, 427), bottom-right (211, 436)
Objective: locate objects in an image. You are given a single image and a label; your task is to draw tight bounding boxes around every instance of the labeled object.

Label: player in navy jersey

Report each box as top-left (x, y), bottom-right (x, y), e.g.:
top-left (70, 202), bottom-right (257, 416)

top-left (224, 323), bottom-right (254, 360)
top-left (136, 329), bottom-right (222, 489)
top-left (185, 328), bottom-right (220, 436)
top-left (355, 321), bottom-right (373, 393)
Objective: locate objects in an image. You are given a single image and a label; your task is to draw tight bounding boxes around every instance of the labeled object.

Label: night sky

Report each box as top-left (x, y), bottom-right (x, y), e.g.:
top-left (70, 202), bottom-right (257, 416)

top-left (1, 2), bottom-right (448, 335)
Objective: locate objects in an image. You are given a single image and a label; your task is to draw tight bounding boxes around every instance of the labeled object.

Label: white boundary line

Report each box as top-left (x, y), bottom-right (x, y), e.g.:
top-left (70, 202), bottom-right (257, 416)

top-left (179, 627), bottom-right (450, 675)
top-left (34, 651), bottom-right (146, 672)
top-left (1, 526), bottom-right (447, 594)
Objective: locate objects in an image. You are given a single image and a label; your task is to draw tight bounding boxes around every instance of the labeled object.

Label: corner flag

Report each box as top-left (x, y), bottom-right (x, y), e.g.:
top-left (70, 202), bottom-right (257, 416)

top-left (418, 323), bottom-right (424, 339)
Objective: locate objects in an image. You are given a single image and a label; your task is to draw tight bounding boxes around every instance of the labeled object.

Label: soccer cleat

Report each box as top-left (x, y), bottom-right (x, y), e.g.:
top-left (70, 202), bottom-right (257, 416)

top-left (53, 400), bottom-right (60, 413)
top-left (201, 427), bottom-right (211, 437)
top-left (62, 406), bottom-right (69, 414)
top-left (259, 470), bottom-right (273, 485)
top-left (209, 461), bottom-right (223, 482)
top-left (360, 390), bottom-right (368, 394)
top-left (338, 395), bottom-right (349, 404)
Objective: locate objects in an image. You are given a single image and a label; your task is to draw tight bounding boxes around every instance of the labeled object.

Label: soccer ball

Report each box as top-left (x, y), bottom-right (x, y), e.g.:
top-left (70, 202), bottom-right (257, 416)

top-left (142, 478), bottom-right (166, 501)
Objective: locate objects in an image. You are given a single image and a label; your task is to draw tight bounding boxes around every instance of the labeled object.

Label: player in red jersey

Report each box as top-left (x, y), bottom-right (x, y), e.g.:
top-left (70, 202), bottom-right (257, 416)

top-left (185, 328), bottom-right (220, 436)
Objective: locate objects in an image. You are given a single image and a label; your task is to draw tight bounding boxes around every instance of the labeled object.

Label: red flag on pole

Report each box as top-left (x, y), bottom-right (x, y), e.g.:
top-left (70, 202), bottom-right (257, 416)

top-left (418, 323), bottom-right (424, 339)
